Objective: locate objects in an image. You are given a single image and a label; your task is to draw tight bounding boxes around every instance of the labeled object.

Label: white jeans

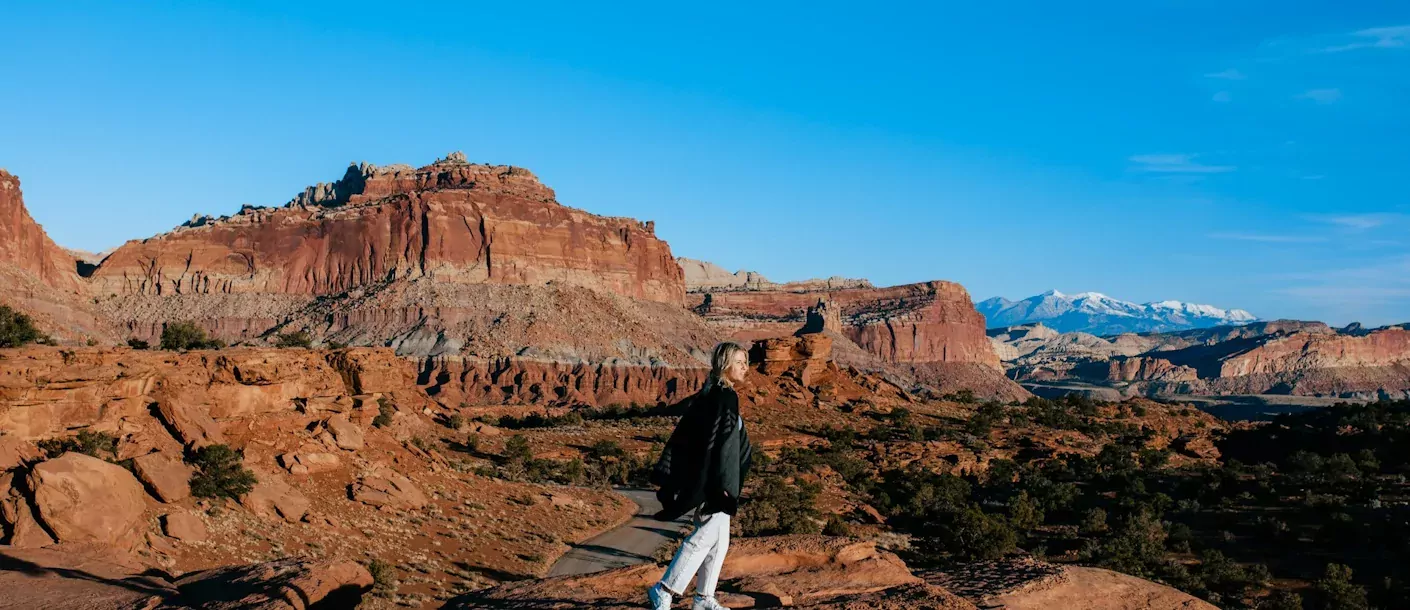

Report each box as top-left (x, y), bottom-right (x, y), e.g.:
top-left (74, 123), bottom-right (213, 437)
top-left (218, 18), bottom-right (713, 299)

top-left (660, 511), bottom-right (730, 598)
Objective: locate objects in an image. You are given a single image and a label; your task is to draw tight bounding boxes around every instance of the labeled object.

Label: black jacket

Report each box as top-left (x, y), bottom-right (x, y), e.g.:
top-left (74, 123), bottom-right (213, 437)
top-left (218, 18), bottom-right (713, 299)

top-left (650, 384), bottom-right (753, 520)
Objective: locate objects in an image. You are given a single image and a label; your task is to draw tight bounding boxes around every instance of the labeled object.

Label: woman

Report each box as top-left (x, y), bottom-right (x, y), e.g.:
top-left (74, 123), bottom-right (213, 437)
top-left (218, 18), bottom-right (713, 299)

top-left (647, 341), bottom-right (753, 610)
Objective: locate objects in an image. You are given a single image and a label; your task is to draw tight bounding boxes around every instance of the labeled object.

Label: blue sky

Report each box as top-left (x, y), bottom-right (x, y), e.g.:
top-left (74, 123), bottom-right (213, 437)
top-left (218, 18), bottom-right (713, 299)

top-left (2, 1), bottom-right (1407, 326)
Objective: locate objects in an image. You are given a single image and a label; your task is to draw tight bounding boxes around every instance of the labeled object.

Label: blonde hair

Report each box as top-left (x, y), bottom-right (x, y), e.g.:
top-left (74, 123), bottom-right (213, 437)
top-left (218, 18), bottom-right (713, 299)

top-left (706, 341), bottom-right (747, 390)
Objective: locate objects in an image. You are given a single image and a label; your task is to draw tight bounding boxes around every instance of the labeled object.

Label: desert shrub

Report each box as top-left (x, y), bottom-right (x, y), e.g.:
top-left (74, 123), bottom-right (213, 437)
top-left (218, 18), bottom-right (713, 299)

top-left (1006, 491), bottom-right (1044, 532)
top-left (373, 398), bottom-right (395, 428)
top-left (738, 476), bottom-right (822, 536)
top-left (936, 504), bottom-right (1017, 560)
top-left (0, 305), bottom-right (43, 347)
top-left (503, 435), bottom-right (533, 462)
top-left (1310, 564), bottom-right (1368, 610)
top-left (1259, 591), bottom-right (1304, 610)
top-left (368, 558), bottom-right (396, 594)
top-left (37, 429), bottom-right (119, 459)
top-left (188, 444), bottom-right (258, 500)
top-left (160, 321), bottom-right (222, 350)
top-left (446, 414), bottom-right (466, 430)
top-left (126, 338), bottom-right (150, 349)
top-left (274, 329), bottom-right (313, 348)
top-left (409, 436), bottom-right (437, 453)
top-left (823, 514), bottom-right (853, 536)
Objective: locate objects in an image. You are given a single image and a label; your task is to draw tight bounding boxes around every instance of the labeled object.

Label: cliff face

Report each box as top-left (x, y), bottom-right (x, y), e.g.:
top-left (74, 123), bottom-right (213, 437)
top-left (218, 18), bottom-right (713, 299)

top-left (1218, 327), bottom-right (1410, 377)
top-left (90, 154), bottom-right (684, 305)
top-left (0, 171), bottom-right (81, 292)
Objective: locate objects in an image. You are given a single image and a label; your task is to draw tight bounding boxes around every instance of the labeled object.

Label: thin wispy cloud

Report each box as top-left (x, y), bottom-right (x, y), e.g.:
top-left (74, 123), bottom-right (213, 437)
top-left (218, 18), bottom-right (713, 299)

top-left (1130, 153), bottom-right (1235, 174)
top-left (1277, 256), bottom-right (1410, 308)
top-left (1205, 68), bottom-right (1247, 80)
top-left (1211, 91), bottom-right (1232, 103)
top-left (1306, 213), bottom-right (1405, 231)
top-left (1208, 232), bottom-right (1326, 243)
top-left (1320, 25), bottom-right (1410, 53)
top-left (1295, 88), bottom-right (1342, 104)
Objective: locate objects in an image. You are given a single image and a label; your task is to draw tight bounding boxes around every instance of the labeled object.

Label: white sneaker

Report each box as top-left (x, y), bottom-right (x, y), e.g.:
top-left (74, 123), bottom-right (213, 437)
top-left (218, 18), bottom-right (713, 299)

top-left (647, 583), bottom-right (673, 610)
top-left (693, 596), bottom-right (731, 610)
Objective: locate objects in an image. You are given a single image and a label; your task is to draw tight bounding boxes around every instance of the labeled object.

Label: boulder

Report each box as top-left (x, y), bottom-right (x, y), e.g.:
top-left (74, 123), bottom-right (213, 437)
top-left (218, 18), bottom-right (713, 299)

top-left (154, 399), bottom-right (225, 449)
top-left (324, 414), bottom-right (364, 451)
top-left (131, 452), bottom-right (194, 503)
top-left (163, 511), bottom-right (208, 542)
top-left (279, 448), bottom-right (341, 475)
top-left (27, 453), bottom-right (147, 546)
top-left (350, 468), bottom-right (428, 510)
top-left (241, 469), bottom-right (310, 523)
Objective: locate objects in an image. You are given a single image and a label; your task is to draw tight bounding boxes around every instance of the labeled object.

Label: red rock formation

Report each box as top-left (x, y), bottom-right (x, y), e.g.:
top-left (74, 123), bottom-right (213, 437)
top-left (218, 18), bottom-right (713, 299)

top-left (0, 170), bottom-right (81, 291)
top-left (0, 170), bottom-right (114, 342)
top-left (1219, 327), bottom-right (1410, 377)
top-left (695, 281), bottom-right (1000, 369)
top-left (90, 154), bottom-right (684, 304)
top-left (752, 333), bottom-right (833, 386)
top-left (1105, 357), bottom-right (1198, 383)
top-left (420, 356), bottom-right (707, 407)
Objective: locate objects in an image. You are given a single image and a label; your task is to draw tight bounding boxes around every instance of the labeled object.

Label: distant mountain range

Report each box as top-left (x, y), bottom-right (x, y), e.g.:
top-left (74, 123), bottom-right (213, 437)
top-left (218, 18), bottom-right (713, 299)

top-left (977, 290), bottom-right (1257, 335)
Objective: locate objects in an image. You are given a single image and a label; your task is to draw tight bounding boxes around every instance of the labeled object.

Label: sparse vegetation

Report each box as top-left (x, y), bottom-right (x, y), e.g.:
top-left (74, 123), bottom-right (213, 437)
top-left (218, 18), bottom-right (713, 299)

top-left (0, 305), bottom-right (44, 347)
top-left (36, 429), bottom-right (119, 459)
top-left (126, 338), bottom-right (150, 349)
top-left (160, 321), bottom-right (224, 350)
top-left (373, 397), bottom-right (396, 428)
top-left (188, 444), bottom-right (258, 500)
top-left (274, 329), bottom-right (313, 348)
top-left (446, 413), bottom-right (466, 430)
top-left (368, 558), bottom-right (396, 595)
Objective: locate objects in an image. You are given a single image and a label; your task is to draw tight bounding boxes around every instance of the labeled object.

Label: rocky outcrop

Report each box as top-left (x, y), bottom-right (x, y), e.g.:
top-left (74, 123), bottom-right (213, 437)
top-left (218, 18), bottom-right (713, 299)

top-left (174, 557), bottom-right (374, 610)
top-left (91, 155), bottom-right (684, 304)
top-left (349, 468), bottom-right (428, 510)
top-left (752, 333), bottom-right (833, 386)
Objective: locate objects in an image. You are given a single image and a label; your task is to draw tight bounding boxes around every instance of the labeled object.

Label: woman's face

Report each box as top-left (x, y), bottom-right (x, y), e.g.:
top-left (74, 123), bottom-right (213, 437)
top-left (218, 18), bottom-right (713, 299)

top-left (725, 350), bottom-right (748, 384)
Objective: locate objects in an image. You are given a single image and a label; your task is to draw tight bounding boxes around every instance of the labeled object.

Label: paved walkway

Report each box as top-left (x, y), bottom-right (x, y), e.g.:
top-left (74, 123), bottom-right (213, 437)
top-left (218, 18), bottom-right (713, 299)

top-left (548, 488), bottom-right (690, 577)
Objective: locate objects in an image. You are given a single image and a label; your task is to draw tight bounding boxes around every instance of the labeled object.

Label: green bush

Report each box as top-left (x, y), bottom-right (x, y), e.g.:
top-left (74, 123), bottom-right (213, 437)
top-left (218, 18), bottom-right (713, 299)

top-left (126, 338), bottom-right (150, 350)
top-left (1311, 563), bottom-right (1368, 610)
top-left (503, 434), bottom-right (533, 463)
top-left (188, 444), bottom-right (258, 500)
top-left (447, 414), bottom-right (466, 430)
top-left (823, 514), bottom-right (853, 536)
top-left (274, 330), bottom-right (313, 348)
top-left (0, 305), bottom-right (43, 348)
top-left (738, 476), bottom-right (822, 536)
top-left (937, 504), bottom-right (1017, 560)
top-left (160, 321), bottom-right (222, 350)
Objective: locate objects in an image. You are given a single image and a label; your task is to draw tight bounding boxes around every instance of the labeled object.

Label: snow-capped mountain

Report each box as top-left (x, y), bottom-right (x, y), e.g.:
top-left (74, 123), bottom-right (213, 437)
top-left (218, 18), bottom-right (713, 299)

top-left (977, 290), bottom-right (1257, 335)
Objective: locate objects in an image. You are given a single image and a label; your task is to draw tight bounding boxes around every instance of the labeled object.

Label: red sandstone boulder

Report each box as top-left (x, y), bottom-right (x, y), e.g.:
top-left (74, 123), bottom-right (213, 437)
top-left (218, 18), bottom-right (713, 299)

top-left (162, 511), bottom-right (207, 542)
top-left (0, 435), bottom-right (42, 471)
top-left (241, 469), bottom-right (310, 523)
top-left (325, 414), bottom-right (364, 450)
top-left (27, 453), bottom-right (147, 546)
top-left (154, 397), bottom-right (225, 449)
top-left (131, 451), bottom-right (194, 503)
top-left (350, 468), bottom-right (428, 510)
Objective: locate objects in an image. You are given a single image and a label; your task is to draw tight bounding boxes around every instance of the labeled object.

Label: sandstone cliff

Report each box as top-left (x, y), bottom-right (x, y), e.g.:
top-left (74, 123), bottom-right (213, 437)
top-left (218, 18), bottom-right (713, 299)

top-left (0, 170), bottom-right (116, 342)
top-left (678, 257), bottom-right (871, 293)
top-left (92, 154), bottom-right (684, 304)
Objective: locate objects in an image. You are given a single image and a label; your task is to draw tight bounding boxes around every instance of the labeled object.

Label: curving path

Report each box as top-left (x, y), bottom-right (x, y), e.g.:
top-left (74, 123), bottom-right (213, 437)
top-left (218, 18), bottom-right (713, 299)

top-left (549, 488), bottom-right (690, 577)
